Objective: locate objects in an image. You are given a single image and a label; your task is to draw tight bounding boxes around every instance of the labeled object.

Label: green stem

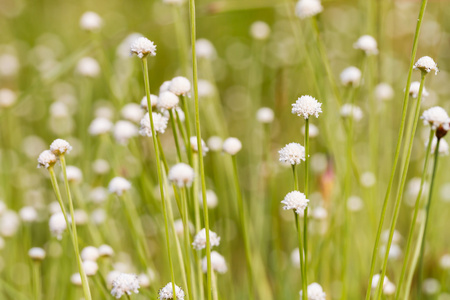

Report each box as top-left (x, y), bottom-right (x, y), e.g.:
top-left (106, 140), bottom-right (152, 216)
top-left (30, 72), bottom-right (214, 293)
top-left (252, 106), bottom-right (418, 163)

top-left (364, 1), bottom-right (428, 298)
top-left (303, 118), bottom-right (309, 264)
top-left (169, 109), bottom-right (183, 162)
top-left (32, 262), bottom-right (41, 300)
top-left (181, 95), bottom-right (193, 165)
top-left (181, 187), bottom-right (194, 300)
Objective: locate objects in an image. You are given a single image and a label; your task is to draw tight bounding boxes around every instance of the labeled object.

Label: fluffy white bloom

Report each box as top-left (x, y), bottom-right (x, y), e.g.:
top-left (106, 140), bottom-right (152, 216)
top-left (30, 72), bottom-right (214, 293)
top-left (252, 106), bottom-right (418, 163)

top-left (141, 94), bottom-right (159, 110)
top-left (340, 104), bottom-right (363, 121)
top-left (159, 81), bottom-right (172, 94)
top-left (199, 190), bottom-right (219, 209)
top-left (139, 112), bottom-right (168, 137)
top-left (19, 206), bottom-right (38, 222)
top-left (158, 91), bottom-right (179, 110)
top-left (292, 95), bottom-right (322, 119)
top-left (202, 251), bottom-right (228, 273)
top-left (169, 76), bottom-right (191, 96)
top-left (28, 247), bottom-right (46, 261)
top-left (49, 212), bottom-right (67, 240)
top-left (192, 228), bottom-right (221, 250)
top-left (299, 282), bottom-right (326, 300)
top-left (98, 244), bottom-right (115, 257)
top-left (222, 137), bottom-right (242, 155)
top-left (375, 83), bottom-right (394, 101)
top-left (353, 35), bottom-right (378, 55)
top-left (111, 273), bottom-right (140, 298)
top-left (295, 0), bottom-right (323, 19)
top-left (190, 136), bottom-right (209, 154)
top-left (37, 150), bottom-right (58, 169)
top-left (250, 21), bottom-right (271, 40)
top-left (427, 137), bottom-right (449, 156)
top-left (290, 248), bottom-right (301, 268)
top-left (114, 120), bottom-right (138, 145)
top-left (83, 260), bottom-right (99, 276)
top-left (383, 281), bottom-right (396, 295)
top-left (158, 283), bottom-right (185, 300)
top-left (196, 39), bottom-right (216, 59)
top-left (76, 57), bottom-right (100, 77)
top-left (65, 166), bottom-right (82, 183)
top-left (89, 117), bottom-right (113, 135)
top-left (108, 177), bottom-right (132, 196)
top-left (168, 163), bottom-right (195, 187)
top-left (130, 37), bottom-right (156, 58)
top-left (79, 11), bottom-right (102, 31)
top-left (421, 106), bottom-right (450, 130)
top-left (340, 66), bottom-right (362, 86)
top-left (74, 209), bottom-right (88, 225)
top-left (408, 81), bottom-right (429, 98)
top-left (71, 273), bottom-right (82, 286)
top-left (312, 206), bottom-right (328, 220)
top-left (121, 103), bottom-right (144, 123)
top-left (138, 273), bottom-right (151, 288)
top-left (281, 191), bottom-right (309, 214)
top-left (207, 136), bottom-right (223, 151)
top-left (422, 278), bottom-right (440, 295)
top-left (347, 195), bottom-right (364, 212)
top-left (372, 274), bottom-right (396, 295)
top-left (81, 246), bottom-right (99, 261)
top-left (50, 139), bottom-right (72, 155)
top-left (440, 254), bottom-right (450, 269)
top-left (256, 107), bottom-right (274, 123)
top-left (0, 88), bottom-right (17, 108)
top-left (414, 56), bottom-right (438, 75)
top-left (0, 210), bottom-right (20, 237)
top-left (361, 171), bottom-right (376, 187)
top-left (279, 143), bottom-right (305, 165)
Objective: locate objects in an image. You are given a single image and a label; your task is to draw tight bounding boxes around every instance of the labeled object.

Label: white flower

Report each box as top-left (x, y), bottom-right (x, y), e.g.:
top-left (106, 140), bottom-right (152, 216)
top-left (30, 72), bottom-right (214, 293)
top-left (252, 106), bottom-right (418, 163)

top-left (196, 39), bottom-right (216, 59)
top-left (139, 112), bottom-right (168, 137)
top-left (422, 278), bottom-right (440, 295)
top-left (98, 244), bottom-right (115, 257)
top-left (302, 123), bottom-right (319, 138)
top-left (408, 81), bottom-right (429, 98)
top-left (121, 103), bottom-right (144, 123)
top-left (440, 254), bottom-right (450, 269)
top-left (81, 246), bottom-right (99, 261)
top-left (381, 230), bottom-right (402, 244)
top-left (372, 274), bottom-right (394, 295)
top-left (0, 88), bottom-right (17, 108)
top-left (380, 243), bottom-right (402, 260)
top-left (141, 95), bottom-right (159, 110)
top-left (279, 143), bottom-right (305, 165)
top-left (312, 206), bottom-right (328, 220)
top-left (290, 248), bottom-right (301, 268)
top-left (37, 150), bottom-right (58, 169)
top-left (158, 283), bottom-right (185, 300)
top-left (353, 35), bottom-right (378, 55)
top-left (114, 120), bottom-right (138, 145)
top-left (108, 177), bottom-right (132, 196)
top-left (414, 56), bottom-right (438, 75)
top-left (427, 137), bottom-right (449, 156)
top-left (28, 247), bottom-right (46, 261)
top-left (295, 0), bottom-right (323, 19)
top-left (199, 190), bottom-right (219, 209)
top-left (174, 219), bottom-right (194, 236)
top-left (19, 206), bottom-right (38, 222)
top-left (76, 57), bottom-right (100, 77)
top-left (250, 21), bottom-right (271, 40)
top-left (65, 166), bottom-right (82, 183)
top-left (89, 117), bottom-right (113, 135)
top-left (192, 228), bottom-right (221, 250)
top-left (158, 91), bottom-right (179, 110)
top-left (0, 210), bottom-right (20, 237)
top-left (340, 66), bottom-right (362, 86)
top-left (198, 80), bottom-right (215, 98)
top-left (361, 171), bottom-right (376, 187)
top-left (49, 212), bottom-right (67, 240)
top-left (83, 260), bottom-right (99, 276)
top-left (111, 273), bottom-right (140, 299)
top-left (138, 273), bottom-right (151, 288)
top-left (281, 191), bottom-right (309, 214)
top-left (169, 76), bottom-right (191, 96)
top-left (130, 37), bottom-right (156, 58)
top-left (256, 107), bottom-right (275, 123)
top-left (202, 251), bottom-right (228, 274)
top-left (375, 83), bottom-right (394, 101)
top-left (421, 106), bottom-right (450, 130)
top-left (50, 101), bottom-right (69, 118)
top-left (160, 81), bottom-right (172, 94)
top-left (168, 163), bottom-right (195, 188)
top-left (71, 273), bottom-right (82, 286)
top-left (292, 95), bottom-right (322, 119)
top-left (74, 209), bottom-right (88, 225)
top-left (0, 54), bottom-right (19, 77)
top-left (79, 11), bottom-right (102, 31)
top-left (222, 137), bottom-right (242, 155)
top-left (190, 136), bottom-right (209, 154)
top-left (340, 104), bottom-right (363, 121)
top-left (299, 282), bottom-right (326, 300)
top-left (50, 138), bottom-right (72, 155)
top-left (207, 136), bottom-right (223, 151)
top-left (347, 195), bottom-right (364, 212)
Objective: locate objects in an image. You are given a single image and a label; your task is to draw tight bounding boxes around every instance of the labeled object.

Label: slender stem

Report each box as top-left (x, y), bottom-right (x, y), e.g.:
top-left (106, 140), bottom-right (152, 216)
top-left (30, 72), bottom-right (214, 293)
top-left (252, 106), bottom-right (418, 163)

top-left (395, 128), bottom-right (435, 300)
top-left (181, 96), bottom-right (193, 165)
top-left (141, 57), bottom-right (177, 300)
top-left (181, 187), bottom-right (194, 300)
top-left (364, 1), bottom-right (428, 298)
top-left (169, 109), bottom-right (183, 162)
top-left (303, 118), bottom-right (309, 263)
top-left (375, 72), bottom-right (426, 300)
top-left (32, 262), bottom-right (41, 300)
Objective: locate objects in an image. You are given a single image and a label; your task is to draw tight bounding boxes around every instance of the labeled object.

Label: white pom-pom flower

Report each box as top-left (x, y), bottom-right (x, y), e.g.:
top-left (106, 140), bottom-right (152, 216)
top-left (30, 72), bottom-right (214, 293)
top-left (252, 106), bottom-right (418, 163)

top-left (141, 94), bottom-right (159, 110)
top-left (49, 212), bottom-right (67, 240)
top-left (130, 37), bottom-right (157, 59)
top-left (98, 244), bottom-right (115, 257)
top-left (199, 190), bottom-right (219, 209)
top-left (340, 104), bottom-right (363, 121)
top-left (421, 106), bottom-right (450, 130)
top-left (413, 56), bottom-right (438, 75)
top-left (340, 66), bottom-right (362, 86)
top-left (108, 177), bottom-right (132, 196)
top-left (19, 206), bottom-right (38, 222)
top-left (292, 95), bottom-right (322, 119)
top-left (65, 166), bottom-right (83, 183)
top-left (279, 143), bottom-right (305, 165)
top-left (299, 282), bottom-right (326, 300)
top-left (79, 11), bottom-right (102, 31)
top-left (190, 136), bottom-right (209, 154)
top-left (196, 39), bottom-right (216, 59)
top-left (89, 118), bottom-right (113, 135)
top-left (169, 76), bottom-right (191, 96)
top-left (158, 282), bottom-right (185, 300)
top-left (202, 251), bottom-right (228, 274)
top-left (281, 191), bottom-right (309, 214)
top-left (192, 228), bottom-right (221, 250)
top-left (408, 81), bottom-right (429, 98)
top-left (168, 163), bottom-right (195, 188)
top-left (256, 107), bottom-right (275, 123)
top-left (295, 0), bottom-right (323, 19)
top-left (207, 136), bottom-right (223, 151)
top-left (158, 91), bottom-right (179, 110)
top-left (222, 137), bottom-right (242, 155)
top-left (50, 138), bottom-right (72, 155)
top-left (28, 247), bottom-right (46, 261)
top-left (81, 246), bottom-right (99, 262)
top-left (71, 273), bottom-right (82, 286)
top-left (353, 35), bottom-right (378, 55)
top-left (111, 273), bottom-right (140, 299)
top-left (375, 83), bottom-right (394, 101)
top-left (0, 88), bottom-right (17, 108)
top-left (37, 150), bottom-right (58, 169)
top-left (83, 260), bottom-right (99, 276)
top-left (76, 57), bottom-right (100, 77)
top-left (139, 112), bottom-right (168, 137)
top-left (113, 120), bottom-right (138, 145)
top-left (121, 103), bottom-right (144, 123)
top-left (250, 21), bottom-right (271, 40)
top-left (427, 137), bottom-right (449, 156)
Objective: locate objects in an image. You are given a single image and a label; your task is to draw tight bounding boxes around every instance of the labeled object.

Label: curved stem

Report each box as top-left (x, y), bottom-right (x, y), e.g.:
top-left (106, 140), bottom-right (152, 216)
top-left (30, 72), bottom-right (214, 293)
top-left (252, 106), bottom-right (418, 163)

top-left (303, 118), bottom-right (309, 264)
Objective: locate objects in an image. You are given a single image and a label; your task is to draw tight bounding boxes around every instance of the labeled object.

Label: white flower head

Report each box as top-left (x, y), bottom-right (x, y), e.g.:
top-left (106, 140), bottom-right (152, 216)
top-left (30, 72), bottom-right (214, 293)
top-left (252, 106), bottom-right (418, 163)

top-left (414, 56), bottom-right (438, 75)
top-left (408, 81), bottom-right (429, 98)
top-left (141, 94), bottom-right (159, 110)
top-left (111, 273), bottom-right (140, 299)
top-left (207, 136), bottom-right (223, 151)
top-left (139, 112), bottom-right (168, 137)
top-left (160, 81), bottom-right (172, 94)
top-left (158, 282), bottom-right (185, 300)
top-left (0, 89), bottom-right (17, 108)
top-left (98, 244), bottom-right (115, 257)
top-left (199, 190), bottom-right (219, 209)
top-left (279, 143), bottom-right (305, 165)
top-left (192, 228), bottom-right (221, 250)
top-left (71, 273), bottom-right (82, 286)
top-left (202, 251), bottom-right (228, 274)
top-left (427, 137), bottom-right (449, 156)
top-left (65, 166), bottom-right (83, 183)
top-left (121, 103), bottom-right (144, 123)
top-left (281, 191), bottom-right (309, 214)
top-left (190, 136), bottom-right (209, 154)
top-left (19, 206), bottom-right (38, 222)
top-left (76, 57), bottom-right (100, 77)
top-left (353, 35), bottom-right (378, 55)
top-left (250, 21), bottom-right (271, 40)
top-left (340, 66), bottom-right (362, 86)
top-left (421, 106), bottom-right (450, 131)
top-left (50, 139), bottom-right (72, 155)
top-left (375, 83), bottom-right (394, 101)
top-left (198, 80), bottom-right (215, 98)
top-left (80, 11), bottom-right (102, 31)
top-left (28, 247), bottom-right (46, 261)
top-left (372, 274), bottom-right (396, 295)
top-left (113, 120), bottom-right (138, 145)
top-left (340, 104), bottom-right (363, 121)
top-left (37, 150), bottom-right (58, 169)
top-left (302, 123), bottom-right (319, 138)
top-left (49, 212), bottom-right (67, 240)
top-left (222, 137), bottom-right (242, 155)
top-left (292, 95), bottom-right (322, 119)
top-left (295, 0), bottom-right (323, 19)
top-left (169, 76), bottom-right (191, 96)
top-left (168, 163), bottom-right (195, 188)
top-left (256, 107), bottom-right (275, 123)
top-left (130, 37), bottom-right (157, 58)
top-left (108, 177), bottom-right (132, 196)
top-left (422, 278), bottom-right (440, 295)
top-left (83, 260), bottom-right (99, 276)
top-left (440, 254), bottom-right (450, 269)
top-left (81, 246), bottom-right (99, 262)
top-left (0, 210), bottom-right (20, 237)
top-left (299, 282), bottom-right (326, 300)
top-left (196, 39), bottom-right (216, 59)
top-left (89, 117), bottom-right (113, 135)
top-left (158, 91), bottom-right (179, 110)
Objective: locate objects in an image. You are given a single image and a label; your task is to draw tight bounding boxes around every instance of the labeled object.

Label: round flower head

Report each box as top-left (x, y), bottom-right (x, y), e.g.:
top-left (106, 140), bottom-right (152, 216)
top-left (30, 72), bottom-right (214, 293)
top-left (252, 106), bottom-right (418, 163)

top-left (158, 91), bottom-right (179, 110)
top-left (79, 11), bottom-right (102, 31)
top-left (160, 81), bottom-right (172, 94)
top-left (340, 66), bottom-right (362, 86)
top-left (372, 274), bottom-right (395, 295)
top-left (196, 39), bottom-right (216, 59)
top-left (281, 191), bottom-right (309, 214)
top-left (207, 136), bottom-right (223, 151)
top-left (65, 166), bottom-right (83, 183)
top-left (0, 88), bottom-right (17, 108)
top-left (71, 273), bottom-right (82, 286)
top-left (83, 260), bottom-right (99, 276)
top-left (192, 228), bottom-right (221, 250)
top-left (113, 120), bottom-right (138, 145)
top-left (440, 254), bottom-right (450, 269)
top-left (130, 37), bottom-right (156, 59)
top-left (0, 54), bottom-right (19, 77)
top-left (121, 103), bottom-right (144, 123)
top-left (0, 210), bottom-right (19, 237)
top-left (81, 246), bottom-right (99, 262)
top-left (139, 112), bottom-right (168, 137)
top-left (168, 163), bottom-right (195, 188)
top-left (250, 21), bottom-right (271, 40)
top-left (299, 282), bottom-right (326, 300)
top-left (108, 177), bottom-right (132, 196)
top-left (169, 76), bottom-right (191, 96)
top-left (375, 83), bottom-right (394, 101)
top-left (190, 136), bottom-right (209, 154)
top-left (49, 212), bottom-right (67, 240)
top-left (19, 206), bottom-right (38, 222)
top-left (353, 35), bottom-right (378, 55)
top-left (159, 282), bottom-right (185, 300)
top-left (28, 247), bottom-right (46, 261)
top-left (50, 139), bottom-right (72, 155)
top-left (89, 117), bottom-right (113, 135)
top-left (256, 107), bottom-right (275, 123)
top-left (199, 189), bottom-right (219, 209)
top-left (76, 57), bottom-right (100, 77)
top-left (111, 273), bottom-right (140, 299)
top-left (98, 244), bottom-right (114, 257)
top-left (340, 104), bottom-right (363, 121)
top-left (422, 278), bottom-right (439, 295)
top-left (413, 56), bottom-right (438, 75)
top-left (421, 106), bottom-right (450, 131)
top-left (279, 143), bottom-right (305, 165)
top-left (408, 81), bottom-right (429, 98)
top-left (292, 95), bottom-right (322, 119)
top-left (295, 0), bottom-right (323, 19)
top-left (37, 150), bottom-right (58, 169)
top-left (141, 94), bottom-right (159, 110)
top-left (427, 137), bottom-right (449, 156)
top-left (202, 251), bottom-right (228, 274)
top-left (222, 137), bottom-right (242, 155)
